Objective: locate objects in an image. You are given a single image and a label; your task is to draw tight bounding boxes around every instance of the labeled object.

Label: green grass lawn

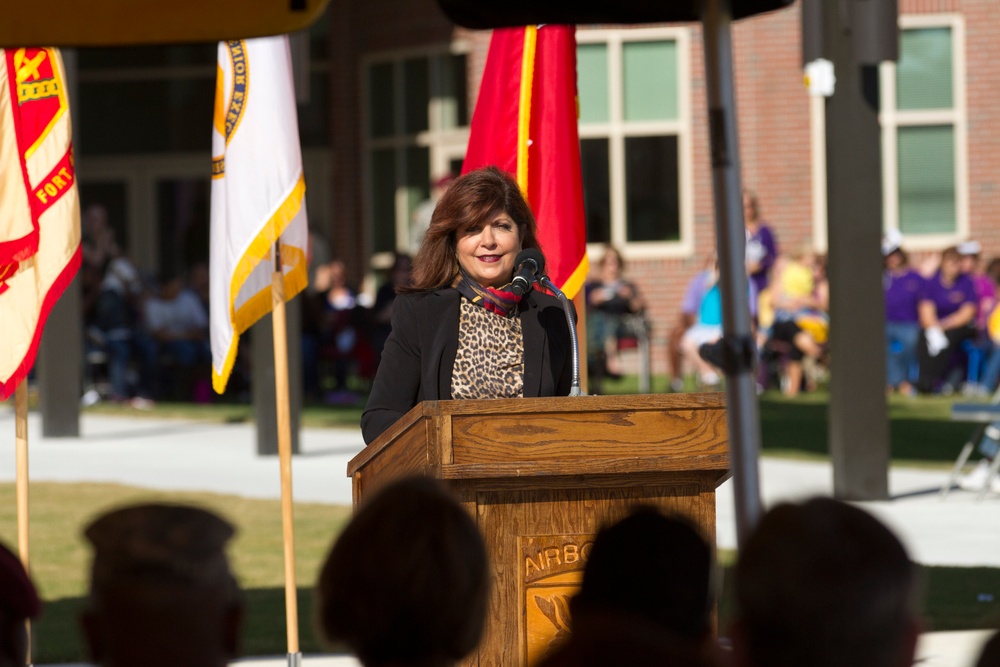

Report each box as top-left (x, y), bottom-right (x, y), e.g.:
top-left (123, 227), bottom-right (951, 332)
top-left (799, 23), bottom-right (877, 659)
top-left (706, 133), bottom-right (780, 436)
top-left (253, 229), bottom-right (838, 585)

top-left (714, 562), bottom-right (1000, 633)
top-left (597, 375), bottom-right (977, 466)
top-left (85, 378), bottom-right (978, 466)
top-left (6, 376), bottom-right (995, 660)
top-left (0, 482), bottom-right (351, 663)
top-left (4, 482), bottom-right (998, 663)
top-left (757, 389), bottom-right (977, 464)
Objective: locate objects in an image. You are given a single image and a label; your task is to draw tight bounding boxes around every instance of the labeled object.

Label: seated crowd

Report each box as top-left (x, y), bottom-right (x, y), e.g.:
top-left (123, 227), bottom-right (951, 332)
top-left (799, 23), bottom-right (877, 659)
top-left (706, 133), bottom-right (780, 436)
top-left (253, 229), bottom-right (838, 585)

top-left (883, 233), bottom-right (1000, 399)
top-left (81, 203), bottom-right (415, 407)
top-left (669, 242), bottom-right (829, 397)
top-left (3, 478), bottom-right (998, 667)
top-left (670, 229), bottom-right (1000, 402)
top-left (668, 190), bottom-right (832, 396)
top-left (81, 190), bottom-right (1000, 406)
top-left (81, 204), bottom-right (213, 407)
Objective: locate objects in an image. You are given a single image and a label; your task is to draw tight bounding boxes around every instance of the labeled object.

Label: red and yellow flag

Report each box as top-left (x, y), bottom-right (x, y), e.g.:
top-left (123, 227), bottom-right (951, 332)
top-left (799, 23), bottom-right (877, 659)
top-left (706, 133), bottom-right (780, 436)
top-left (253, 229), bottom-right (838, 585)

top-left (462, 25), bottom-right (588, 298)
top-left (0, 47), bottom-right (81, 399)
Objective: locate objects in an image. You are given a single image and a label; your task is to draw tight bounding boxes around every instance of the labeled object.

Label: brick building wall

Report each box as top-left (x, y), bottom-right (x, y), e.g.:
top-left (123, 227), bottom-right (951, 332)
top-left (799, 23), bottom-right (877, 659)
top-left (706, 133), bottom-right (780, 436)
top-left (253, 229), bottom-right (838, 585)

top-left (874, 1), bottom-right (1000, 283)
top-left (957, 0), bottom-right (1000, 254)
top-left (593, 6), bottom-right (814, 377)
top-left (329, 0), bottom-right (1000, 380)
top-left (446, 10), bottom-right (815, 378)
top-left (327, 0), bottom-right (458, 281)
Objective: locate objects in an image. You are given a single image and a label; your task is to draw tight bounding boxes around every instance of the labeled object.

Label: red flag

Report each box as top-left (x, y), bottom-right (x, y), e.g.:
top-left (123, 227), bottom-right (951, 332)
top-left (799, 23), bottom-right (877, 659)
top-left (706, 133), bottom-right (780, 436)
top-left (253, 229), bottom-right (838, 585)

top-left (0, 47), bottom-right (81, 399)
top-left (462, 25), bottom-right (588, 298)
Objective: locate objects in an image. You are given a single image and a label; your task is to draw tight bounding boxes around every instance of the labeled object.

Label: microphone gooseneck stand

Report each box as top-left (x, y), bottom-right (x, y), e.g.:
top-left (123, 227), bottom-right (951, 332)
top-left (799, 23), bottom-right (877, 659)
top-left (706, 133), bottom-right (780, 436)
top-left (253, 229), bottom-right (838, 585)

top-left (538, 275), bottom-right (582, 397)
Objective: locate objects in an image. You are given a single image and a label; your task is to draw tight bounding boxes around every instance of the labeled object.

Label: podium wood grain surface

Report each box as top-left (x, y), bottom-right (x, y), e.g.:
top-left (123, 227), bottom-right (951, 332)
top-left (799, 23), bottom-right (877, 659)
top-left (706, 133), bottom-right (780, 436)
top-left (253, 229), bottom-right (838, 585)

top-left (348, 393), bottom-right (729, 666)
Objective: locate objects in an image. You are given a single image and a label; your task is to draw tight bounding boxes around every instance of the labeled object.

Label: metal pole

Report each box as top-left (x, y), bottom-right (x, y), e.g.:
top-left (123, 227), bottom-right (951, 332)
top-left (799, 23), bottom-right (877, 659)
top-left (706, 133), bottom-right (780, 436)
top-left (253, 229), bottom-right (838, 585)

top-left (821, 0), bottom-right (891, 501)
top-left (539, 275), bottom-right (583, 396)
top-left (701, 0), bottom-right (763, 546)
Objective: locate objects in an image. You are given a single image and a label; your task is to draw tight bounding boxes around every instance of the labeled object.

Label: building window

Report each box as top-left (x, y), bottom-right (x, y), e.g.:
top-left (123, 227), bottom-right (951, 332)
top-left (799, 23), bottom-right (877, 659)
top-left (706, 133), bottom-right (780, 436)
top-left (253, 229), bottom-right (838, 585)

top-left (74, 22), bottom-right (332, 276)
top-left (880, 15), bottom-right (966, 247)
top-left (77, 21), bottom-right (332, 156)
top-left (576, 27), bottom-right (692, 256)
top-left (364, 50), bottom-right (469, 258)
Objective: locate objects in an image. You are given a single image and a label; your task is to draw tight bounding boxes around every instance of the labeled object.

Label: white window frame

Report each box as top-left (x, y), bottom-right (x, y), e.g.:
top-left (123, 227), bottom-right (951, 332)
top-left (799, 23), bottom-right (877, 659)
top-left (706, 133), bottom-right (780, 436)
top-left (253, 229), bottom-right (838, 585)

top-left (576, 26), bottom-right (694, 260)
top-left (879, 13), bottom-right (967, 250)
top-left (361, 44), bottom-right (471, 268)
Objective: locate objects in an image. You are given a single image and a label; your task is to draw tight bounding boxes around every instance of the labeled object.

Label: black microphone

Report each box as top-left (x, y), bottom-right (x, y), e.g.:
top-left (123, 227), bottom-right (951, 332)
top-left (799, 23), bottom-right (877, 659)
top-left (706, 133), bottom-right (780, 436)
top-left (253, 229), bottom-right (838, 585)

top-left (510, 248), bottom-right (545, 296)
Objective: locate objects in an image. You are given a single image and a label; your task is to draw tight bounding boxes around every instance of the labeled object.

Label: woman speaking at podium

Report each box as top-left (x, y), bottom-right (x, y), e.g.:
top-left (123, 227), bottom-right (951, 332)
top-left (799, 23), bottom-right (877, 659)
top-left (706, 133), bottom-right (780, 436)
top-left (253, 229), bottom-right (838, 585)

top-left (361, 166), bottom-right (574, 444)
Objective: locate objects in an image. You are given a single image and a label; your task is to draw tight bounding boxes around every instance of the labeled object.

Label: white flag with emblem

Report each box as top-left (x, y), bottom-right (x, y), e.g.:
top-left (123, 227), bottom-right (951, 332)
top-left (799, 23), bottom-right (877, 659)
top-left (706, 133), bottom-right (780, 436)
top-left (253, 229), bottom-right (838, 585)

top-left (210, 35), bottom-right (307, 393)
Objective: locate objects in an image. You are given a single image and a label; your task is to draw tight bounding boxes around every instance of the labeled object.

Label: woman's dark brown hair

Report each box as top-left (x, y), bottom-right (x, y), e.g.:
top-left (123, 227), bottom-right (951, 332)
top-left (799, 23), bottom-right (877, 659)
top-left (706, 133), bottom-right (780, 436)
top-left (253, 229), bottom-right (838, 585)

top-left (939, 246), bottom-right (962, 278)
top-left (598, 245), bottom-right (626, 273)
top-left (405, 165), bottom-right (541, 292)
top-left (883, 247), bottom-right (909, 267)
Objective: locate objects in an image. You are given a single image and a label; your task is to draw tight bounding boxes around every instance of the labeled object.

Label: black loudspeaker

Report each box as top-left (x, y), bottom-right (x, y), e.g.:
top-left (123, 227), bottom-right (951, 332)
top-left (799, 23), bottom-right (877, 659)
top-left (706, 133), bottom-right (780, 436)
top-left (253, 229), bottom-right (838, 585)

top-left (436, 0), bottom-right (795, 30)
top-left (802, 0), bottom-right (898, 66)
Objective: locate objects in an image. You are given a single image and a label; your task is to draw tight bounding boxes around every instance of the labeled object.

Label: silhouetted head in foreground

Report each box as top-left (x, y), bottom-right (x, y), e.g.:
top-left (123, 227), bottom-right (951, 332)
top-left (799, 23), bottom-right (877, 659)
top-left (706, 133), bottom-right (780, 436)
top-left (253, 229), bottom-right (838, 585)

top-left (574, 506), bottom-right (713, 639)
top-left (732, 497), bottom-right (920, 667)
top-left (316, 476), bottom-right (489, 667)
top-left (538, 506), bottom-right (716, 667)
top-left (81, 503), bottom-right (242, 667)
top-left (0, 540), bottom-right (41, 667)
top-left (975, 629), bottom-right (1000, 667)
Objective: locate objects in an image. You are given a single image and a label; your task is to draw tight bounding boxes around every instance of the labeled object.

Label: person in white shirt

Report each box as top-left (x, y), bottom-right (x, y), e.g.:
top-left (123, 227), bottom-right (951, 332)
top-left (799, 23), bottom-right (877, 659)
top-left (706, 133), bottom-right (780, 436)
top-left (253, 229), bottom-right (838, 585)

top-left (142, 270), bottom-right (211, 396)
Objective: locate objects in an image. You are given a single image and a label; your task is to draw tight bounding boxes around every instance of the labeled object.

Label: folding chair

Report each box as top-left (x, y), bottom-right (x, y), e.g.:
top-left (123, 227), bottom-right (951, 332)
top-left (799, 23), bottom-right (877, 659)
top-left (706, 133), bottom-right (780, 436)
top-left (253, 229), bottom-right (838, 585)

top-left (941, 385), bottom-right (1000, 501)
top-left (617, 313), bottom-right (652, 394)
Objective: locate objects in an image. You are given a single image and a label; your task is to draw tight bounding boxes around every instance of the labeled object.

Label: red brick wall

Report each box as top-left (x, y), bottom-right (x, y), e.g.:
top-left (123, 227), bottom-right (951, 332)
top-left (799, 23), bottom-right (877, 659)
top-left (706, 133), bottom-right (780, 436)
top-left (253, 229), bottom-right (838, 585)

top-left (595, 6), bottom-right (814, 376)
top-left (592, 0), bottom-right (1000, 376)
top-left (327, 0), bottom-right (458, 283)
top-left (330, 0), bottom-right (1000, 378)
top-left (957, 1), bottom-right (1000, 255)
top-left (886, 1), bottom-right (1000, 278)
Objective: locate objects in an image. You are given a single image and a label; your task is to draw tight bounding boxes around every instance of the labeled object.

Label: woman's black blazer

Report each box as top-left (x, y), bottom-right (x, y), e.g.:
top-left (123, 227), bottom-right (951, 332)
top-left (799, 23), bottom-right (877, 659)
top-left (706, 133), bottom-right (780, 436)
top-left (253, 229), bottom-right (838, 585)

top-left (361, 288), bottom-right (575, 444)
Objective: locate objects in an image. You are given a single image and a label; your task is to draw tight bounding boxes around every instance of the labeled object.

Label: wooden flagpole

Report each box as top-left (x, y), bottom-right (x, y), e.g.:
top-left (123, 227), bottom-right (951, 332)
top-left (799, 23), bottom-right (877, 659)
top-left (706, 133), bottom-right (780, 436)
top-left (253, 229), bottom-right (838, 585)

top-left (271, 241), bottom-right (301, 665)
top-left (15, 381), bottom-right (32, 664)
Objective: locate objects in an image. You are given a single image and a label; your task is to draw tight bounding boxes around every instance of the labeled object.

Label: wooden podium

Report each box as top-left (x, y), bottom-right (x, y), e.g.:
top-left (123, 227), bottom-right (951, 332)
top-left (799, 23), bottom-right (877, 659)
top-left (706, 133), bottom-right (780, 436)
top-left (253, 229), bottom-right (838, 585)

top-left (347, 392), bottom-right (729, 667)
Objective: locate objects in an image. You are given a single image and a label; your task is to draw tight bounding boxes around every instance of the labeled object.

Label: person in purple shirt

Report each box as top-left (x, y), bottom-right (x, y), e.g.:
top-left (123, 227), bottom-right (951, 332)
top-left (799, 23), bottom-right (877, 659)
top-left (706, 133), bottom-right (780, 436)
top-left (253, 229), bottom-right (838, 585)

top-left (916, 246), bottom-right (977, 394)
top-left (744, 189), bottom-right (778, 296)
top-left (883, 235), bottom-right (923, 396)
top-left (956, 241), bottom-right (997, 394)
top-left (958, 240), bottom-right (997, 332)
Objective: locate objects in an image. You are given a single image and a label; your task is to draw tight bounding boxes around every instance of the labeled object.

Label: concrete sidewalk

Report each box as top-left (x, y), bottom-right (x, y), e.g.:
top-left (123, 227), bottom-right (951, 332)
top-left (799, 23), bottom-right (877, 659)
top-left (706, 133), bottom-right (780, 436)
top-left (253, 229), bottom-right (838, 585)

top-left (4, 409), bottom-right (998, 566)
top-left (2, 408), bottom-right (998, 666)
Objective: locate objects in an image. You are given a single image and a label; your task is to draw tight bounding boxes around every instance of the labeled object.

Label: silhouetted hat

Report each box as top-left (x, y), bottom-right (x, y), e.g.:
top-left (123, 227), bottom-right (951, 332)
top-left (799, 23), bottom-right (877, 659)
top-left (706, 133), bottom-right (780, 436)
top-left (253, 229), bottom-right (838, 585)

top-left (0, 540), bottom-right (41, 619)
top-left (85, 503), bottom-right (235, 590)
